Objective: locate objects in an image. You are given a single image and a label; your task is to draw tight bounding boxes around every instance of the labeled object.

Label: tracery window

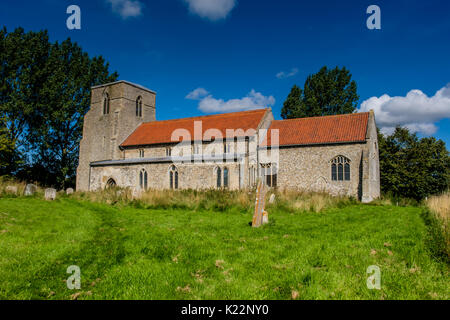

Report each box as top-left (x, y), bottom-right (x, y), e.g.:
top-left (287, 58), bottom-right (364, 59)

top-left (331, 156), bottom-right (351, 181)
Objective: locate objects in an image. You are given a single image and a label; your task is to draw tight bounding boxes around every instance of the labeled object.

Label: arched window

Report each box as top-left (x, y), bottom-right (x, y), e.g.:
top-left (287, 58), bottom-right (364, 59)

top-left (223, 167), bottom-right (229, 188)
top-left (106, 178), bottom-right (116, 188)
top-left (136, 96), bottom-right (143, 118)
top-left (216, 167), bottom-right (222, 188)
top-left (103, 93), bottom-right (110, 115)
top-left (139, 169), bottom-right (148, 190)
top-left (169, 165), bottom-right (178, 189)
top-left (261, 163), bottom-right (277, 187)
top-left (331, 156), bottom-right (351, 181)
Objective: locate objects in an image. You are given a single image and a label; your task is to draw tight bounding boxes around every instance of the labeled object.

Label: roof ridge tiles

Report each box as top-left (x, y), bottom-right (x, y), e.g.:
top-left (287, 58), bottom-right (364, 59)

top-left (141, 108), bottom-right (268, 125)
top-left (272, 112), bottom-right (369, 123)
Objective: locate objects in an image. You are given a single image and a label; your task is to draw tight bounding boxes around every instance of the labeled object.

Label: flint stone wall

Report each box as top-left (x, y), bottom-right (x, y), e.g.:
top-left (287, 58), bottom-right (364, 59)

top-left (89, 161), bottom-right (241, 191)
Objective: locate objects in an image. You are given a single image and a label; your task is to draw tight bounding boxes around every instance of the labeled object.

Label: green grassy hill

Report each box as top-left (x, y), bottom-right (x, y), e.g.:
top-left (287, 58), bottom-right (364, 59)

top-left (0, 197), bottom-right (448, 300)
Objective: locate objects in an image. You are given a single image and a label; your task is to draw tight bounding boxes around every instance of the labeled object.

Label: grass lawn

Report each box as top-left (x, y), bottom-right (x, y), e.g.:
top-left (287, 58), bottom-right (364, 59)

top-left (0, 197), bottom-right (448, 300)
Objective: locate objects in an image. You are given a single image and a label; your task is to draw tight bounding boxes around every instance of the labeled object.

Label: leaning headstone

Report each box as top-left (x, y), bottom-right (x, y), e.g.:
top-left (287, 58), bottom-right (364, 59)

top-left (252, 180), bottom-right (268, 228)
top-left (66, 188), bottom-right (74, 195)
top-left (45, 188), bottom-right (57, 201)
top-left (24, 184), bottom-right (37, 196)
top-left (269, 194), bottom-right (276, 204)
top-left (5, 186), bottom-right (18, 194)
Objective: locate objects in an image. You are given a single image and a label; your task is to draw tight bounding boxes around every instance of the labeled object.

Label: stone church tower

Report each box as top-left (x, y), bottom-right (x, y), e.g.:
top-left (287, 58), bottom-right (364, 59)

top-left (76, 81), bottom-right (156, 191)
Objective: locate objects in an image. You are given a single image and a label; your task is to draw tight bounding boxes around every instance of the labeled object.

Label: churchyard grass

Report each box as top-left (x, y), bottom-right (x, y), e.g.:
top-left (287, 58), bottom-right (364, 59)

top-left (0, 193), bottom-right (448, 300)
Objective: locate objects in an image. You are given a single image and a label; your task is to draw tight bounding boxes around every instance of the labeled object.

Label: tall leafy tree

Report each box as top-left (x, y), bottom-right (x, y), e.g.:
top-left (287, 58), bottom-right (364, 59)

top-left (378, 127), bottom-right (450, 200)
top-left (0, 27), bottom-right (50, 171)
top-left (280, 85), bottom-right (303, 119)
top-left (281, 66), bottom-right (359, 119)
top-left (0, 115), bottom-right (18, 174)
top-left (0, 27), bottom-right (118, 188)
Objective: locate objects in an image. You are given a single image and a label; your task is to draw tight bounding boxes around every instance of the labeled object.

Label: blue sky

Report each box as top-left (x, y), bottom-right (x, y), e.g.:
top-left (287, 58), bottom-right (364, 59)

top-left (1, 0), bottom-right (449, 146)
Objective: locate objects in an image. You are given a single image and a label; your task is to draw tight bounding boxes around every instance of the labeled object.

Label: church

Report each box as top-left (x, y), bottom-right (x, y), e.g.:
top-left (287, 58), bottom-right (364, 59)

top-left (76, 80), bottom-right (380, 202)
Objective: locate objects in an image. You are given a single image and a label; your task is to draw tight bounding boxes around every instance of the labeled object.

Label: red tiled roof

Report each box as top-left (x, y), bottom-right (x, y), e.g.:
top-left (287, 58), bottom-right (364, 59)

top-left (121, 109), bottom-right (268, 147)
top-left (262, 112), bottom-right (369, 147)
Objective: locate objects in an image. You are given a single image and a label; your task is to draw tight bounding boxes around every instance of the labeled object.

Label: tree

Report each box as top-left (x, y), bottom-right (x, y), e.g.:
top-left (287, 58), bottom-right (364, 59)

top-left (0, 27), bottom-right (50, 165)
top-left (378, 127), bottom-right (450, 200)
top-left (0, 27), bottom-right (118, 188)
top-left (281, 66), bottom-right (359, 119)
top-left (0, 115), bottom-right (18, 174)
top-left (280, 85), bottom-right (303, 119)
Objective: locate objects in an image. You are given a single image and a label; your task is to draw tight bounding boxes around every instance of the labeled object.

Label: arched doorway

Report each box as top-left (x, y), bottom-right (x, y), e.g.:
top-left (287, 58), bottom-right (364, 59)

top-left (106, 178), bottom-right (116, 189)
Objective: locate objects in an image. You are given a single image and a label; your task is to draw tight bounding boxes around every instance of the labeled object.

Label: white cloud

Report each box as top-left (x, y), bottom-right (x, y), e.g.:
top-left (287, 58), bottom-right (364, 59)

top-left (183, 0), bottom-right (236, 21)
top-left (106, 0), bottom-right (143, 19)
top-left (276, 68), bottom-right (299, 79)
top-left (186, 88), bottom-right (275, 113)
top-left (359, 84), bottom-right (450, 135)
top-left (186, 87), bottom-right (209, 100)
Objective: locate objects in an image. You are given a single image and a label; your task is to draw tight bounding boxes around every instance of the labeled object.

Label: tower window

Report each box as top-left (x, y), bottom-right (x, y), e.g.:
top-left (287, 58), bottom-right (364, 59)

top-left (136, 96), bottom-right (143, 118)
top-left (166, 147), bottom-right (172, 157)
top-left (139, 149), bottom-right (145, 158)
top-left (103, 93), bottom-right (110, 115)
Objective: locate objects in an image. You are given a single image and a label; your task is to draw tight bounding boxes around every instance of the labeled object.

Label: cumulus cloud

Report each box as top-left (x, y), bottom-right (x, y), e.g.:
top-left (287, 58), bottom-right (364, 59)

top-left (186, 88), bottom-right (275, 113)
top-left (276, 68), bottom-right (299, 79)
top-left (185, 87), bottom-right (209, 100)
top-left (359, 84), bottom-right (450, 135)
top-left (183, 0), bottom-right (236, 21)
top-left (106, 0), bottom-right (143, 19)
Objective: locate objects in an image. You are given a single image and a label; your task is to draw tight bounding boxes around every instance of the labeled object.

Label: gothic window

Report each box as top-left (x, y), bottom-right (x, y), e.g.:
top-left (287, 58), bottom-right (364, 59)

top-left (331, 163), bottom-right (337, 181)
top-left (139, 169), bottom-right (148, 190)
top-left (169, 165), bottom-right (178, 189)
top-left (345, 163), bottom-right (350, 181)
top-left (192, 144), bottom-right (200, 155)
top-left (261, 163), bottom-right (277, 187)
top-left (223, 167), bottom-right (229, 188)
top-left (216, 167), bottom-right (222, 188)
top-left (103, 93), bottom-right (110, 115)
top-left (224, 142), bottom-right (231, 154)
top-left (331, 156), bottom-right (351, 181)
top-left (136, 96), bottom-right (143, 118)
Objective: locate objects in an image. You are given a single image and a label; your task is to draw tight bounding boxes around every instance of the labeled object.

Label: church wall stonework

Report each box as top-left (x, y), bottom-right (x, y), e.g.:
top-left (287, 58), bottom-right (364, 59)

top-left (90, 162), bottom-right (241, 191)
top-left (272, 143), bottom-right (365, 198)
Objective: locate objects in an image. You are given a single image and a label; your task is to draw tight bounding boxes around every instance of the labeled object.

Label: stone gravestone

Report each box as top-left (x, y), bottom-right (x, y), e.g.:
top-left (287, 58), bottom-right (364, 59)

top-left (269, 193), bottom-right (276, 204)
top-left (252, 180), bottom-right (268, 228)
top-left (45, 188), bottom-right (57, 201)
top-left (24, 184), bottom-right (37, 196)
top-left (66, 188), bottom-right (74, 195)
top-left (5, 186), bottom-right (18, 194)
